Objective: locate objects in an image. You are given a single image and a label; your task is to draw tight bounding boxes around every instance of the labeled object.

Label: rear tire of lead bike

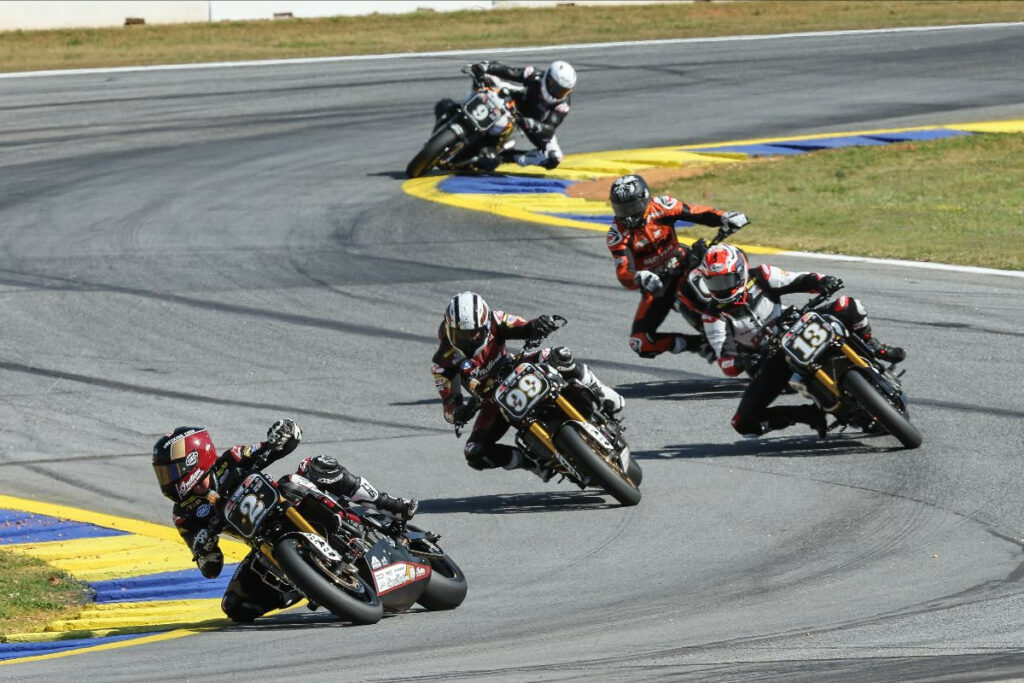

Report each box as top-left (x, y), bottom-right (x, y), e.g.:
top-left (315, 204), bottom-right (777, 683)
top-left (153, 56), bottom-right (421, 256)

top-left (416, 554), bottom-right (468, 611)
top-left (406, 127), bottom-right (460, 178)
top-left (841, 369), bottom-right (922, 449)
top-left (274, 537), bottom-right (383, 625)
top-left (554, 426), bottom-right (641, 507)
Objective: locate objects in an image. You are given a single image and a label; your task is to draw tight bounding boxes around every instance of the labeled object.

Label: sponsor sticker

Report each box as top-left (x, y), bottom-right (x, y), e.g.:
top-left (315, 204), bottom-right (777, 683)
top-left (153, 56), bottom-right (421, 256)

top-left (196, 503), bottom-right (211, 518)
top-left (185, 450), bottom-right (199, 467)
top-left (372, 562), bottom-right (431, 595)
top-left (176, 467), bottom-right (205, 497)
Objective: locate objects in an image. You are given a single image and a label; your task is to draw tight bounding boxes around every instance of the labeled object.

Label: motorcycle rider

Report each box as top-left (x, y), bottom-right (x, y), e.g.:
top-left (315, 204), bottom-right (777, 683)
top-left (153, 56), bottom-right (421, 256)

top-left (607, 173), bottom-right (749, 360)
top-left (431, 291), bottom-right (624, 478)
top-left (698, 243), bottom-right (907, 438)
top-left (152, 419), bottom-right (418, 622)
top-left (435, 59), bottom-right (576, 171)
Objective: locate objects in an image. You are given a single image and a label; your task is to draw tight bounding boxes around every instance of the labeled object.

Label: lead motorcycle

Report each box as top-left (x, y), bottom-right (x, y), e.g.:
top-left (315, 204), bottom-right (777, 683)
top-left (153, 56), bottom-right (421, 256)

top-left (218, 467), bottom-right (466, 626)
top-left (757, 285), bottom-right (922, 449)
top-left (455, 317), bottom-right (642, 506)
top-left (406, 65), bottom-right (523, 178)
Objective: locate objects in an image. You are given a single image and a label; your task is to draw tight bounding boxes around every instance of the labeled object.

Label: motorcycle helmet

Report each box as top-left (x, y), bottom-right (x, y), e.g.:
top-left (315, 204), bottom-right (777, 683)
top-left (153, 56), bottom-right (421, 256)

top-left (609, 174), bottom-right (651, 230)
top-left (699, 244), bottom-right (750, 304)
top-left (444, 291), bottom-right (491, 356)
top-left (152, 427), bottom-right (218, 502)
top-left (541, 60), bottom-right (576, 102)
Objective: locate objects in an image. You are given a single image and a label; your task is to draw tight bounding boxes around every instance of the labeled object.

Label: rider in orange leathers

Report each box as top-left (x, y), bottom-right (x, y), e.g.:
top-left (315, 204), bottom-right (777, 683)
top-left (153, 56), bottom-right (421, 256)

top-left (606, 174), bottom-right (749, 359)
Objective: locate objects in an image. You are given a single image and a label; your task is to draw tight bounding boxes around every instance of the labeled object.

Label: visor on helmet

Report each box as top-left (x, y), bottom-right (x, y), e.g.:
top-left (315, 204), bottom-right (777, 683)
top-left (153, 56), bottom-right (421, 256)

top-left (452, 326), bottom-right (488, 351)
top-left (704, 272), bottom-right (745, 301)
top-left (544, 72), bottom-right (572, 100)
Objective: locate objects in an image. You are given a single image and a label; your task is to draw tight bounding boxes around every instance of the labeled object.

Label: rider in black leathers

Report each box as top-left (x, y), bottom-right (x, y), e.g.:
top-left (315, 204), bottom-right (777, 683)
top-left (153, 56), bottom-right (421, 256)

top-left (435, 59), bottom-right (576, 171)
top-left (152, 419), bottom-right (417, 622)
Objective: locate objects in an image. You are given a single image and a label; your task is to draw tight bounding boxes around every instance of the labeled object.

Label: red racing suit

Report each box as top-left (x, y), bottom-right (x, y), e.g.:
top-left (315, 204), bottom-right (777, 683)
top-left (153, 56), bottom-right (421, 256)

top-left (606, 194), bottom-right (727, 357)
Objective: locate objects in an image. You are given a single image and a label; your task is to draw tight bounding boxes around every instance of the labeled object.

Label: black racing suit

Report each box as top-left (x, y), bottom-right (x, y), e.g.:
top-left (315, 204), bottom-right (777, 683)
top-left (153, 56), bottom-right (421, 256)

top-left (435, 61), bottom-right (571, 170)
top-left (172, 440), bottom-right (413, 622)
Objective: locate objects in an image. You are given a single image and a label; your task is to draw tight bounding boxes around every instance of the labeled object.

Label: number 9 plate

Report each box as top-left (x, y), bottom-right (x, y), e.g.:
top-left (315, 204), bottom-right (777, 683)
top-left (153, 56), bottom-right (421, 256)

top-left (494, 363), bottom-right (550, 419)
top-left (781, 312), bottom-right (835, 366)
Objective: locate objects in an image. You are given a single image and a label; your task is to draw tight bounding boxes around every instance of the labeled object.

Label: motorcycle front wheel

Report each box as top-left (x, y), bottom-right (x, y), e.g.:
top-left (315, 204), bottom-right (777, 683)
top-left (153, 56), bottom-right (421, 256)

top-left (415, 554), bottom-right (468, 611)
top-left (555, 425), bottom-right (641, 507)
top-left (841, 369), bottom-right (922, 449)
top-left (274, 536), bottom-right (383, 625)
top-left (406, 127), bottom-right (460, 178)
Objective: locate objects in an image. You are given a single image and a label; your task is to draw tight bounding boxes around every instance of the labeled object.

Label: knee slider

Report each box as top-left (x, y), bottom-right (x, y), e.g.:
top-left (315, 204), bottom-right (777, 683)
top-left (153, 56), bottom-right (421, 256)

top-left (731, 413), bottom-right (762, 436)
top-left (222, 591), bottom-right (264, 623)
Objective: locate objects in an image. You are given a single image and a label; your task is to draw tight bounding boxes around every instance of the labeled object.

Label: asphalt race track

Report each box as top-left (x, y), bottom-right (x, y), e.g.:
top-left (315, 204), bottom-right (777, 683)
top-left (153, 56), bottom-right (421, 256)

top-left (3, 22), bottom-right (1024, 681)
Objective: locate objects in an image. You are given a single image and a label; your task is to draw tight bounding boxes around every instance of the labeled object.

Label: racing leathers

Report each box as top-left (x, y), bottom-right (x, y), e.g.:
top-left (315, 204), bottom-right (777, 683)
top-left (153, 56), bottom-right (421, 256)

top-left (607, 194), bottom-right (733, 359)
top-left (702, 265), bottom-right (904, 437)
top-left (431, 310), bottom-right (624, 475)
top-left (435, 61), bottom-right (570, 170)
top-left (171, 422), bottom-right (417, 622)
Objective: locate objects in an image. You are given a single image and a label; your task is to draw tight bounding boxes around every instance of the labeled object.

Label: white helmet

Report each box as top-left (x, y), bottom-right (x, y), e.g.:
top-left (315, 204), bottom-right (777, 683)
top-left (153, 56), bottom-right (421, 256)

top-left (541, 60), bottom-right (576, 103)
top-left (444, 291), bottom-right (491, 355)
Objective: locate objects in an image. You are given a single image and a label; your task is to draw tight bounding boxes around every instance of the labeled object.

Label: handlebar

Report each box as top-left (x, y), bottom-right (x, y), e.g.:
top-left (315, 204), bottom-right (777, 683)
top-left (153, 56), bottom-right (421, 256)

top-left (452, 315), bottom-right (568, 435)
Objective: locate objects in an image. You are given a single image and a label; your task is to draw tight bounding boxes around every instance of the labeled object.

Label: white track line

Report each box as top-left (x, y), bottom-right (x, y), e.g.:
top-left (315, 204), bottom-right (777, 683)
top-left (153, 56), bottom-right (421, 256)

top-left (2, 21), bottom-right (1022, 79)
top-left (772, 250), bottom-right (1024, 279)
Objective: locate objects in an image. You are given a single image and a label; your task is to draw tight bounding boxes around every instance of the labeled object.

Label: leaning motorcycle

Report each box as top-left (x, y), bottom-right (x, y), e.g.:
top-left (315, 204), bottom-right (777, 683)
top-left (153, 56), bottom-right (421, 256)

top-left (218, 468), bottom-right (465, 625)
top-left (757, 285), bottom-right (922, 449)
top-left (456, 317), bottom-right (642, 506)
top-left (406, 66), bottom-right (523, 178)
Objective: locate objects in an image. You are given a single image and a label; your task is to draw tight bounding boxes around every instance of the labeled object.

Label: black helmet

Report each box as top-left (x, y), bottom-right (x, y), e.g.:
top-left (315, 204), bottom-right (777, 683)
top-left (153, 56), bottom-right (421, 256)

top-left (609, 174), bottom-right (651, 229)
top-left (152, 427), bottom-right (218, 502)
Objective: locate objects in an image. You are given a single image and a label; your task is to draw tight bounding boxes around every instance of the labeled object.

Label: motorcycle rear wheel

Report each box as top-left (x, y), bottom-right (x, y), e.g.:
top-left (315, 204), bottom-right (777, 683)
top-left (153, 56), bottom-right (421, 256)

top-left (274, 536), bottom-right (383, 625)
top-left (842, 369), bottom-right (922, 449)
top-left (406, 127), bottom-right (460, 178)
top-left (416, 554), bottom-right (468, 611)
top-left (555, 425), bottom-right (641, 507)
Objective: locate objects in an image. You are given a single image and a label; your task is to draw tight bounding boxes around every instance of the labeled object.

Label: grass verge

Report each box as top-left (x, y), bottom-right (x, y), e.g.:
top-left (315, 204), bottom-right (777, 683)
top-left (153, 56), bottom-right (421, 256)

top-left (0, 550), bottom-right (92, 639)
top-left (1, 1), bottom-right (1023, 73)
top-left (659, 133), bottom-right (1024, 270)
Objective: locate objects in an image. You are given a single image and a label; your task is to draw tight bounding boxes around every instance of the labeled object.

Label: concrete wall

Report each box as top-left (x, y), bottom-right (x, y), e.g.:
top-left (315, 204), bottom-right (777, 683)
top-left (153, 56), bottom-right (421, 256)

top-left (0, 1), bottom-right (499, 30)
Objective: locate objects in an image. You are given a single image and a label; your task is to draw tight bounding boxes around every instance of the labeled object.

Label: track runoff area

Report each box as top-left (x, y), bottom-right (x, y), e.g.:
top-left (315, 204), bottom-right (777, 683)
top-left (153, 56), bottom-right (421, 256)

top-left (403, 118), bottom-right (1024, 279)
top-left (3, 114), bottom-right (1023, 664)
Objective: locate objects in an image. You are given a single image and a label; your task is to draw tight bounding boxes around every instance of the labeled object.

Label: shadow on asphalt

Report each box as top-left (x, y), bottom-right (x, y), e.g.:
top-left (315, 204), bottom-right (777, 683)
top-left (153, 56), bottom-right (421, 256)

top-left (420, 490), bottom-right (617, 514)
top-left (615, 377), bottom-right (749, 402)
top-left (634, 433), bottom-right (903, 460)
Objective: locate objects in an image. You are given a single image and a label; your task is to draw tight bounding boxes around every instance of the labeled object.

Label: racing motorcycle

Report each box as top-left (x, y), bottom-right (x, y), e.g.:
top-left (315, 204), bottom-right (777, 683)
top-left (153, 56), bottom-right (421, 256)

top-left (757, 285), bottom-right (922, 449)
top-left (218, 469), bottom-right (466, 625)
top-left (406, 65), bottom-right (523, 178)
top-left (455, 316), bottom-right (642, 506)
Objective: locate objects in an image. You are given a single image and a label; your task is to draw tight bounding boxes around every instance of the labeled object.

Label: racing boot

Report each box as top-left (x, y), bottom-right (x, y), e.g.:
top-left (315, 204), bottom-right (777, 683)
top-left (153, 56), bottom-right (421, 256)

top-left (860, 327), bottom-right (906, 364)
top-left (670, 334), bottom-right (715, 363)
top-left (505, 448), bottom-right (555, 482)
top-left (550, 347), bottom-right (625, 415)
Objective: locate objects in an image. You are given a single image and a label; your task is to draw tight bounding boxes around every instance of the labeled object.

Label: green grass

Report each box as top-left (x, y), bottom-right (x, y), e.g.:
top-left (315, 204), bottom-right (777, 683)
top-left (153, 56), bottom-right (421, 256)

top-left (0, 550), bottom-right (92, 639)
top-left (1, 1), bottom-right (1023, 73)
top-left (662, 134), bottom-right (1024, 269)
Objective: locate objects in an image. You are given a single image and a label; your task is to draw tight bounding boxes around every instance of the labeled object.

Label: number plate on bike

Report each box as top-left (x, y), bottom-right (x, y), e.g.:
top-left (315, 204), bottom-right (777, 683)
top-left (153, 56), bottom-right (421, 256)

top-left (224, 472), bottom-right (278, 538)
top-left (781, 312), bottom-right (835, 366)
top-left (462, 92), bottom-right (502, 131)
top-left (494, 363), bottom-right (550, 419)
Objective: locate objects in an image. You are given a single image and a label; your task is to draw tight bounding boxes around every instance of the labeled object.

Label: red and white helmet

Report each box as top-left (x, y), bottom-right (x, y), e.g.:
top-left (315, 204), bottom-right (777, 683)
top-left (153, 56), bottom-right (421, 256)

top-left (444, 291), bottom-right (491, 355)
top-left (152, 427), bottom-right (218, 502)
top-left (699, 244), bottom-right (750, 304)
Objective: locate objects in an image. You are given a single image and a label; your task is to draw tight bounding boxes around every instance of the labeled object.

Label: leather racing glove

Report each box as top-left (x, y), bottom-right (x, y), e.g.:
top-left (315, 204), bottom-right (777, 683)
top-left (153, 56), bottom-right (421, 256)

top-left (816, 275), bottom-right (844, 297)
top-left (267, 418), bottom-right (302, 452)
top-left (530, 314), bottom-right (558, 337)
top-left (634, 270), bottom-right (664, 295)
top-left (191, 528), bottom-right (224, 578)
